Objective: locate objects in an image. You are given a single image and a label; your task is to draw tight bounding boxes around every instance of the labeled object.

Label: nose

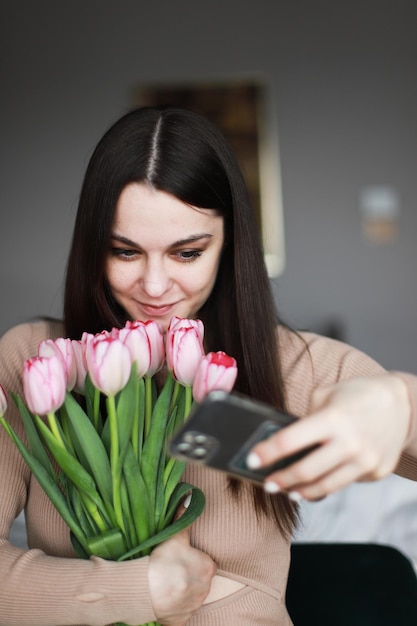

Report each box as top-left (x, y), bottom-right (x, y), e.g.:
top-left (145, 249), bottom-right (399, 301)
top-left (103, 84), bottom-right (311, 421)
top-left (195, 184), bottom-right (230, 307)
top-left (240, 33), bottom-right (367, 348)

top-left (140, 258), bottom-right (171, 298)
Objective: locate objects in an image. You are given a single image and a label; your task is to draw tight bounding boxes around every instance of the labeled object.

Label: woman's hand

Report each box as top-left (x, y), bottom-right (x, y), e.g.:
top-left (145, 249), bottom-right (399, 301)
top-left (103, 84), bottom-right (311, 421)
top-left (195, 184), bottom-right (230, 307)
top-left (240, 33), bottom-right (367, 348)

top-left (148, 502), bottom-right (216, 626)
top-left (247, 374), bottom-right (411, 501)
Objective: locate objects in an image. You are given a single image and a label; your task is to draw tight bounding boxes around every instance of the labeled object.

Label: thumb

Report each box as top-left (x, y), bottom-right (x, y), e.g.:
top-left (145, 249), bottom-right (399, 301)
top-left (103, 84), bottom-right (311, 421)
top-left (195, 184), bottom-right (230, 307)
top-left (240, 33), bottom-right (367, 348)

top-left (172, 492), bottom-right (193, 543)
top-left (174, 492), bottom-right (192, 520)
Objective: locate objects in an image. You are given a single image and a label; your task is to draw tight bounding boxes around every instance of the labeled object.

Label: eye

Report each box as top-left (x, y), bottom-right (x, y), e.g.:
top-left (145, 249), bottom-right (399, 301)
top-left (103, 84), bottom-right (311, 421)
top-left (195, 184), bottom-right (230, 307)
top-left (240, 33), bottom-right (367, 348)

top-left (110, 247), bottom-right (139, 260)
top-left (175, 249), bottom-right (203, 262)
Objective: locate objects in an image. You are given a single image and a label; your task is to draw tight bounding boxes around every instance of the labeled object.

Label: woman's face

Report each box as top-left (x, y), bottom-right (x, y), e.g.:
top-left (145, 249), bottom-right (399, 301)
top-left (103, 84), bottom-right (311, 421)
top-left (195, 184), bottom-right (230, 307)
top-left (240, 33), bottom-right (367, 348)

top-left (105, 182), bottom-right (224, 331)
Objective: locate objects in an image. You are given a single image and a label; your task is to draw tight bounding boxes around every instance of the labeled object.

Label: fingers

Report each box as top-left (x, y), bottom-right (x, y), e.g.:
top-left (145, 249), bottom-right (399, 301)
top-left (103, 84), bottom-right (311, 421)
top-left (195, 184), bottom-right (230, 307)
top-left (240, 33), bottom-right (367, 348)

top-left (246, 391), bottom-right (403, 501)
top-left (283, 462), bottom-right (365, 501)
top-left (148, 522), bottom-right (216, 625)
top-left (259, 440), bottom-right (348, 500)
top-left (270, 427), bottom-right (388, 496)
top-left (248, 410), bottom-right (334, 469)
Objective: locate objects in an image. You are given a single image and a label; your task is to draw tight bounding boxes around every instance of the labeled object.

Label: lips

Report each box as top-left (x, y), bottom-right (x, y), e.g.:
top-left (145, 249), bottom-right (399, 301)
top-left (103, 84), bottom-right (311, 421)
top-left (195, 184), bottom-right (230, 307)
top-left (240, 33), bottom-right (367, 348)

top-left (139, 302), bottom-right (177, 317)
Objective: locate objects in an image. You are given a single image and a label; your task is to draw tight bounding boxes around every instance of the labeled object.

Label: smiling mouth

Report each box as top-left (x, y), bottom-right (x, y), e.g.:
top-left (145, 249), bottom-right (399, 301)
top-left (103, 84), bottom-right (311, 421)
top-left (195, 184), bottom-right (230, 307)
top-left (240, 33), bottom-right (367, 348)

top-left (139, 302), bottom-right (176, 316)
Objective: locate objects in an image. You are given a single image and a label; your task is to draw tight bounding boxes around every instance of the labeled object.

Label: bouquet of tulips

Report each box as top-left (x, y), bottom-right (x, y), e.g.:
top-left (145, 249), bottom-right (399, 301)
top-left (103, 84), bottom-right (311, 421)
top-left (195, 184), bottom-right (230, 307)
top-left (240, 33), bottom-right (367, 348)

top-left (0, 316), bottom-right (237, 626)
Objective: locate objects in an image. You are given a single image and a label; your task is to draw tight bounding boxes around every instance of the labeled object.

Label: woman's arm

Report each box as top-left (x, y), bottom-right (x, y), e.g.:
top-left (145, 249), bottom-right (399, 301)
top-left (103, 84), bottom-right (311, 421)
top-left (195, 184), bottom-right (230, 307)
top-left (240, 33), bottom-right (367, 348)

top-left (249, 330), bottom-right (417, 500)
top-left (389, 371), bottom-right (417, 479)
top-left (0, 323), bottom-right (216, 625)
top-left (248, 372), bottom-right (412, 501)
top-left (0, 528), bottom-right (215, 626)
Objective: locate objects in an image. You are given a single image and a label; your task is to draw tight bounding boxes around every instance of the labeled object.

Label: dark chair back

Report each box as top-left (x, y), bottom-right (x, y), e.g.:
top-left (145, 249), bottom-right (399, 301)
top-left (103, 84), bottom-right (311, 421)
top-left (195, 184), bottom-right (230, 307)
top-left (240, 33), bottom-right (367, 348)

top-left (286, 543), bottom-right (417, 625)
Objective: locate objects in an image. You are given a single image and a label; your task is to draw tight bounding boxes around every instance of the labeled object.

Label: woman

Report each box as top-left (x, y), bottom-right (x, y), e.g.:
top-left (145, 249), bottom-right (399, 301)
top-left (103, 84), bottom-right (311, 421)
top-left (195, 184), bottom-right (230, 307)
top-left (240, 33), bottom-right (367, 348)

top-left (0, 105), bottom-right (416, 625)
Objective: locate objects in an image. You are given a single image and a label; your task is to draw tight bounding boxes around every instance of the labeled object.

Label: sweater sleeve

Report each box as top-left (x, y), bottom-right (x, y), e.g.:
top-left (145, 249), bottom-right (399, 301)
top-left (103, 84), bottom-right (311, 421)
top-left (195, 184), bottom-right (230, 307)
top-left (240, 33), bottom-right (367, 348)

top-left (279, 329), bottom-right (387, 416)
top-left (0, 322), bottom-right (157, 626)
top-left (279, 328), bottom-right (417, 481)
top-left (392, 371), bottom-right (417, 480)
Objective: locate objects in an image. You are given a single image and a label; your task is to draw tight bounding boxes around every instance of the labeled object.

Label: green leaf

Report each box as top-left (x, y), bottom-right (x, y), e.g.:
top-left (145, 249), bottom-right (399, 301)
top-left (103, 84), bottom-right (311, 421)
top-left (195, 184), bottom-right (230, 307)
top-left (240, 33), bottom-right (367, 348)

top-left (168, 383), bottom-right (187, 433)
top-left (70, 532), bottom-right (90, 559)
top-left (84, 373), bottom-right (95, 418)
top-left (119, 474), bottom-right (137, 548)
top-left (0, 417), bottom-right (88, 552)
top-left (112, 369), bottom-right (141, 504)
top-left (65, 478), bottom-right (98, 537)
top-left (158, 459), bottom-right (187, 530)
top-left (85, 373), bottom-right (102, 432)
top-left (11, 393), bottom-right (56, 477)
top-left (161, 481), bottom-right (197, 529)
top-left (63, 392), bottom-right (114, 513)
top-left (116, 365), bottom-right (137, 450)
top-left (153, 453), bottom-right (167, 530)
top-left (33, 415), bottom-right (104, 508)
top-left (123, 443), bottom-right (153, 543)
top-left (141, 373), bottom-right (175, 509)
top-left (165, 387), bottom-right (193, 451)
top-left (86, 528), bottom-right (127, 560)
top-left (165, 403), bottom-right (182, 444)
top-left (117, 485), bottom-right (205, 561)
top-left (131, 376), bottom-right (145, 460)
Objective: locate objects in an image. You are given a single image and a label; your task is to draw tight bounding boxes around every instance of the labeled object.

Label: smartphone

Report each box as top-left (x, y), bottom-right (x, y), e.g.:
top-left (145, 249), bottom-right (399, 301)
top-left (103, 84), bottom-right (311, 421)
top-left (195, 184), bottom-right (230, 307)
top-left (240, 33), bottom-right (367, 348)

top-left (169, 390), bottom-right (315, 485)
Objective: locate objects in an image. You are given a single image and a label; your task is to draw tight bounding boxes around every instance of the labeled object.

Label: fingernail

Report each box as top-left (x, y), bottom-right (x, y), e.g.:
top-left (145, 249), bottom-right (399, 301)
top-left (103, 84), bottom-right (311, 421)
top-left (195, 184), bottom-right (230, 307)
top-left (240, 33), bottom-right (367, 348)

top-left (288, 491), bottom-right (302, 502)
top-left (246, 452), bottom-right (262, 469)
top-left (183, 493), bottom-right (192, 508)
top-left (264, 481), bottom-right (281, 494)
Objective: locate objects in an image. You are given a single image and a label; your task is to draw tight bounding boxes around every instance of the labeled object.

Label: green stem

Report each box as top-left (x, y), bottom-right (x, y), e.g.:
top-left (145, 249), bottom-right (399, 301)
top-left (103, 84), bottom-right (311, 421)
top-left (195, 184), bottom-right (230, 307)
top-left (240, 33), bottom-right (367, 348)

top-left (144, 376), bottom-right (152, 437)
top-left (60, 407), bottom-right (76, 455)
top-left (93, 387), bottom-right (101, 431)
top-left (184, 386), bottom-right (192, 422)
top-left (80, 493), bottom-right (108, 533)
top-left (171, 380), bottom-right (181, 411)
top-left (47, 412), bottom-right (66, 447)
top-left (131, 378), bottom-right (140, 460)
top-left (107, 394), bottom-right (124, 533)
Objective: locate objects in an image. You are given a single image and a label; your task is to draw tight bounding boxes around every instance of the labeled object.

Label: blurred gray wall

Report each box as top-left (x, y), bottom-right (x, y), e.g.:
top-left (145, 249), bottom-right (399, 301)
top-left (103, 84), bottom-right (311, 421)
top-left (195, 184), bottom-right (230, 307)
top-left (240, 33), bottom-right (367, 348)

top-left (1, 0), bottom-right (416, 372)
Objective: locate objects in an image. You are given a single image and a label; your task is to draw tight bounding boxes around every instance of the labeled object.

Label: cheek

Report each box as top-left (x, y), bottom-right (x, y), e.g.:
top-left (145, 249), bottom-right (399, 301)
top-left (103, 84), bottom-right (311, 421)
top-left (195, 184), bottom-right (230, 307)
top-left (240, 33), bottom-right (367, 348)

top-left (105, 260), bottom-right (132, 294)
top-left (188, 263), bottom-right (219, 297)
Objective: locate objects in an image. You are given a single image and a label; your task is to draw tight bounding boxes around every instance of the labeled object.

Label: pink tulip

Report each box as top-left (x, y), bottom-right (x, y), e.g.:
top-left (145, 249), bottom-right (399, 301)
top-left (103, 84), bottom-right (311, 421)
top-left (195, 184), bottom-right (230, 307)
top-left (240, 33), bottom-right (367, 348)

top-left (39, 338), bottom-right (77, 391)
top-left (143, 321), bottom-right (165, 376)
top-left (22, 356), bottom-right (67, 415)
top-left (192, 351), bottom-right (238, 403)
top-left (81, 331), bottom-right (95, 353)
top-left (85, 333), bottom-right (132, 396)
top-left (0, 384), bottom-right (7, 417)
top-left (168, 316), bottom-right (204, 340)
top-left (166, 324), bottom-right (205, 387)
top-left (71, 340), bottom-right (88, 394)
top-left (165, 318), bottom-right (204, 374)
top-left (119, 322), bottom-right (152, 378)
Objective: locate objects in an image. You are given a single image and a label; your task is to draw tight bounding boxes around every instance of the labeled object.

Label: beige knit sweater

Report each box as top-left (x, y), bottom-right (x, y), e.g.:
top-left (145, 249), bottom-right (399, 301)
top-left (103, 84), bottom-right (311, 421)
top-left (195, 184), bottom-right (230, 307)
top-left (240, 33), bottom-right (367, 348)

top-left (1, 320), bottom-right (416, 626)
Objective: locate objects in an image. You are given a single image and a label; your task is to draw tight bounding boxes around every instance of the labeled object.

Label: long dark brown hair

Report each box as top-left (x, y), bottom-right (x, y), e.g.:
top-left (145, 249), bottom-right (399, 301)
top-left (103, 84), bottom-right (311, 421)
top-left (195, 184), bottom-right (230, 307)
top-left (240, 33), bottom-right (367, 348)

top-left (64, 105), bottom-right (297, 534)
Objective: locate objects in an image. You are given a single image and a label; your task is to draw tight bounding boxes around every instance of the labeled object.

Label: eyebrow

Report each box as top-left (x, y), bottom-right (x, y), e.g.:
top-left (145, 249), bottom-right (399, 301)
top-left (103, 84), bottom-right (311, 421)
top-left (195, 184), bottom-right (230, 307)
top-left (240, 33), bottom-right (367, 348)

top-left (110, 233), bottom-right (214, 248)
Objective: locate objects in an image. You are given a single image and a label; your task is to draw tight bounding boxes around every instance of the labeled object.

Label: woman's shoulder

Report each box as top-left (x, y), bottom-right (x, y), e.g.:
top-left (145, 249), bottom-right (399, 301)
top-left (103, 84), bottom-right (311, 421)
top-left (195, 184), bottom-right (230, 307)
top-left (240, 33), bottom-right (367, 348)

top-left (277, 325), bottom-right (386, 414)
top-left (278, 325), bottom-right (385, 375)
top-left (0, 318), bottom-right (64, 362)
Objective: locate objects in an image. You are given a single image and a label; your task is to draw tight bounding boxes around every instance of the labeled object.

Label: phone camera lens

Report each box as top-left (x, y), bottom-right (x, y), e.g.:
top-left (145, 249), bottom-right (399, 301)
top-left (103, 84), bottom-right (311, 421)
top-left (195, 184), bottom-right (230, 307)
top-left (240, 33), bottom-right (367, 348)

top-left (193, 447), bottom-right (207, 458)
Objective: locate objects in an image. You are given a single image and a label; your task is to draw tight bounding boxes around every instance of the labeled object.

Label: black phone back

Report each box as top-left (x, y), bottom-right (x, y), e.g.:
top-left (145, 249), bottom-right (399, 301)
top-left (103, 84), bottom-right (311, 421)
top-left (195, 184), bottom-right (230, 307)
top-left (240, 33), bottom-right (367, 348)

top-left (169, 390), bottom-right (309, 484)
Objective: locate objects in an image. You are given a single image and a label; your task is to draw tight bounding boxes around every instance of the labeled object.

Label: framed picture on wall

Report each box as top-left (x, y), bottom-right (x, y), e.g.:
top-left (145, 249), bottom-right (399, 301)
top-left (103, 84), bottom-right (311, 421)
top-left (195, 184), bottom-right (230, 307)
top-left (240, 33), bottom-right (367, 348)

top-left (131, 77), bottom-right (285, 276)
